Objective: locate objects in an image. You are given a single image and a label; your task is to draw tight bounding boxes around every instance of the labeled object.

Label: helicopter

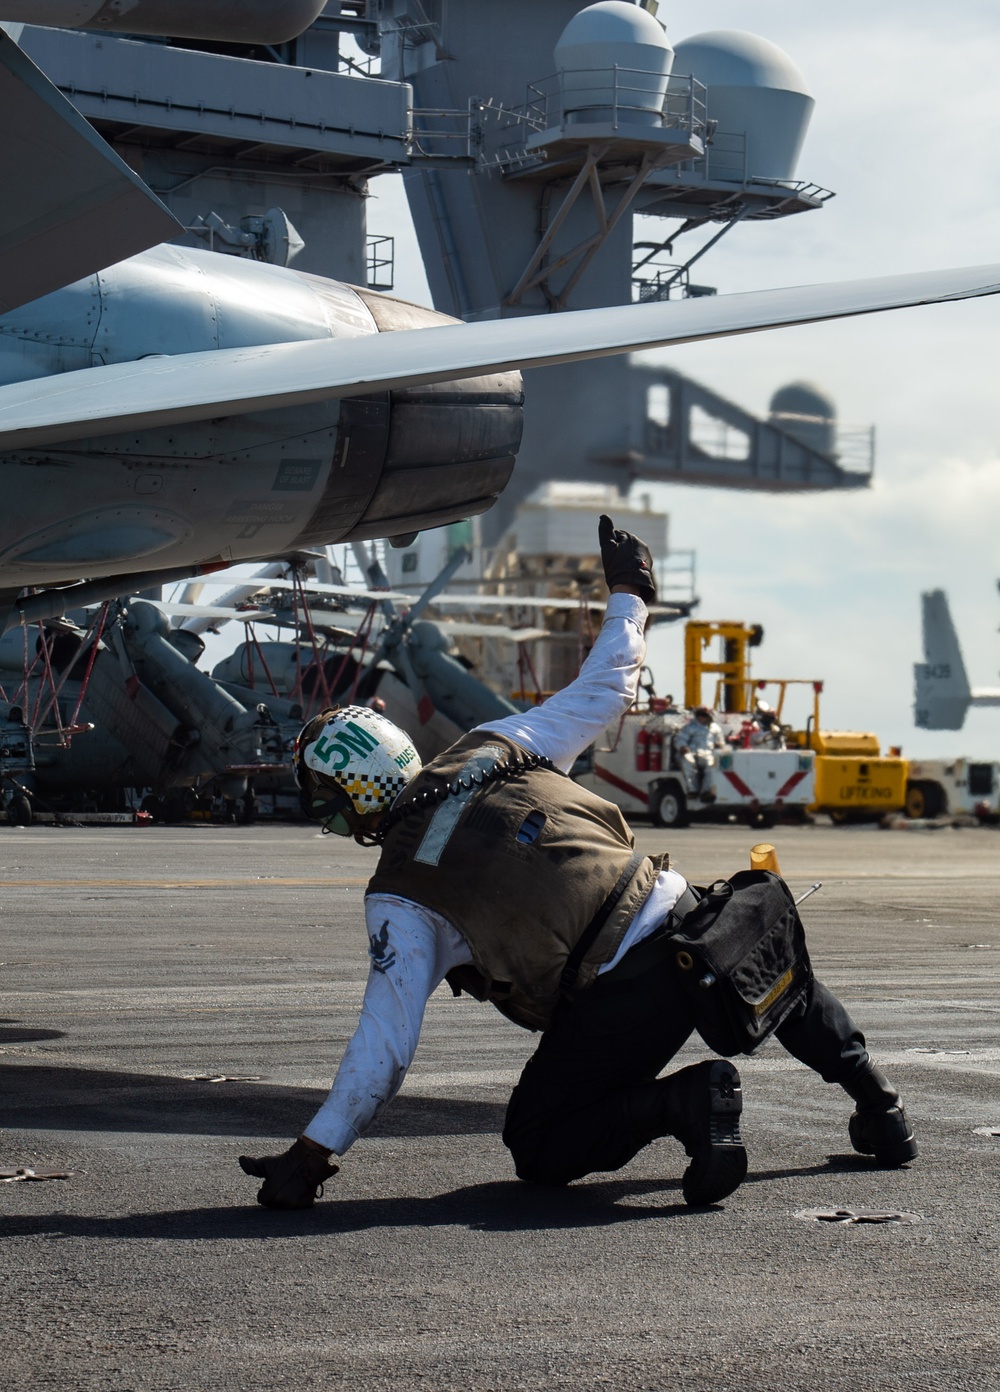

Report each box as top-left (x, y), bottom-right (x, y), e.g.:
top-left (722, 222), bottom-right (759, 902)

top-left (0, 590), bottom-right (296, 822)
top-left (0, 551), bottom-right (564, 822)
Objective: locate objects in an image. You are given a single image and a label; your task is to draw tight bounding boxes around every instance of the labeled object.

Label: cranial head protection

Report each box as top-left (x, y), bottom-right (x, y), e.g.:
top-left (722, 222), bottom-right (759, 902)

top-left (294, 704), bottom-right (421, 837)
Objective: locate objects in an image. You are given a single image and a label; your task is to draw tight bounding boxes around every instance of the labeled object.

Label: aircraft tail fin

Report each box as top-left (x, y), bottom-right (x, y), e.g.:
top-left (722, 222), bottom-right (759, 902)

top-left (913, 589), bottom-right (971, 730)
top-left (0, 29), bottom-right (180, 313)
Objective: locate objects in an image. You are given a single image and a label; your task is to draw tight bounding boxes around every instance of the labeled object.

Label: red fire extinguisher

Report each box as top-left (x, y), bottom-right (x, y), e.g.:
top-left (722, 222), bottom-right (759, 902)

top-left (635, 725), bottom-right (650, 772)
top-left (648, 726), bottom-right (663, 772)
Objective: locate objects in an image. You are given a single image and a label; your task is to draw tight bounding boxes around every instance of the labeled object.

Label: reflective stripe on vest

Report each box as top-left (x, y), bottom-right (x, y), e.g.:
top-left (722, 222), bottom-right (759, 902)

top-left (414, 743), bottom-right (505, 867)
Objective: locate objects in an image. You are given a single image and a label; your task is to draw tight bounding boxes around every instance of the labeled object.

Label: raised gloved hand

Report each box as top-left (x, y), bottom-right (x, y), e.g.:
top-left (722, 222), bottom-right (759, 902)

top-left (238, 1137), bottom-right (339, 1209)
top-left (598, 514), bottom-right (656, 603)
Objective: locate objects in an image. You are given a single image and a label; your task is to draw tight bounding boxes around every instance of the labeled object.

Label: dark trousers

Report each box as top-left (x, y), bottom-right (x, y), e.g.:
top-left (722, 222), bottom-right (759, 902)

top-left (501, 930), bottom-right (868, 1185)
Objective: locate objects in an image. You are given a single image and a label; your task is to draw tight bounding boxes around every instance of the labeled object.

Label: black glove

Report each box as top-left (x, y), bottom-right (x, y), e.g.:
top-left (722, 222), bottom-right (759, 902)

top-left (239, 1138), bottom-right (339, 1209)
top-left (598, 514), bottom-right (656, 602)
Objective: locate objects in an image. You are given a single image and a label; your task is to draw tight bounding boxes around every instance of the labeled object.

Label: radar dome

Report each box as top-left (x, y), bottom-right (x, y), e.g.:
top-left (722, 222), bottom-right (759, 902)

top-left (555, 1), bottom-right (674, 128)
top-left (672, 30), bottom-right (814, 181)
top-left (769, 381), bottom-right (837, 456)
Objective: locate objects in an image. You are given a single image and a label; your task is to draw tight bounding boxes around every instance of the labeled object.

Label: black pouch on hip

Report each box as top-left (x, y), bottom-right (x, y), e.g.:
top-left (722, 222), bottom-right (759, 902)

top-left (666, 869), bottom-right (812, 1056)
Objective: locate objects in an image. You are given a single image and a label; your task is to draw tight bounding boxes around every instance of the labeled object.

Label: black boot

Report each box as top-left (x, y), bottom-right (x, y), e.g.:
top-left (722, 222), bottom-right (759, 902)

top-left (662, 1059), bottom-right (747, 1206)
top-left (238, 1138), bottom-right (339, 1208)
top-left (842, 1060), bottom-right (917, 1167)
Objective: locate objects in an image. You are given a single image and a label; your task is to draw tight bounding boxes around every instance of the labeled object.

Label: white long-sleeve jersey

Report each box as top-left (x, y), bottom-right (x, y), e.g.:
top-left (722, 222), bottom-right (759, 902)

top-left (303, 592), bottom-right (688, 1155)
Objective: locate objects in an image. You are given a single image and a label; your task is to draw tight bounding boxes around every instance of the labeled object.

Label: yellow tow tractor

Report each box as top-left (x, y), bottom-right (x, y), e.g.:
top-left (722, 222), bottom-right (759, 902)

top-left (685, 619), bottom-right (909, 822)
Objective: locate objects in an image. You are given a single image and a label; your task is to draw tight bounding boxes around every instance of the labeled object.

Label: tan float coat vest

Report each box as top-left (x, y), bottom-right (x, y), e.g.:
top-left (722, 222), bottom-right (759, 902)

top-left (366, 730), bottom-right (661, 1030)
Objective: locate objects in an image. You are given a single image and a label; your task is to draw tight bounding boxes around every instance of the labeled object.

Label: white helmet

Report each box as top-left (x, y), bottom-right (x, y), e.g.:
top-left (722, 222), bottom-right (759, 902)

top-left (294, 704), bottom-right (422, 836)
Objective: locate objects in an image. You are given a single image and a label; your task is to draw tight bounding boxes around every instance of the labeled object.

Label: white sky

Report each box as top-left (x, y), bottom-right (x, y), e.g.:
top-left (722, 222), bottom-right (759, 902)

top-left (364, 1), bottom-right (1000, 759)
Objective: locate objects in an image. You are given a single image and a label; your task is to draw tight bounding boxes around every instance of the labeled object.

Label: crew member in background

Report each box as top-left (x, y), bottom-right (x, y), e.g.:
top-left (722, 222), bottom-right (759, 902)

top-left (750, 699), bottom-right (786, 750)
top-left (674, 705), bottom-right (726, 799)
top-left (239, 517), bottom-right (917, 1211)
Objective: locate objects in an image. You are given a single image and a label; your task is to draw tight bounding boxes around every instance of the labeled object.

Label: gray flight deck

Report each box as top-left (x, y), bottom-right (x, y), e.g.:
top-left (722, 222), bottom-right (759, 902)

top-left (1, 822), bottom-right (998, 1390)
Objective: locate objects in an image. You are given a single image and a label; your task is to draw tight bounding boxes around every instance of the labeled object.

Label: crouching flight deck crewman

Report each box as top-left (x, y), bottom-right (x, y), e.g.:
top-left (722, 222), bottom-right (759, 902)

top-left (239, 516), bottom-right (917, 1210)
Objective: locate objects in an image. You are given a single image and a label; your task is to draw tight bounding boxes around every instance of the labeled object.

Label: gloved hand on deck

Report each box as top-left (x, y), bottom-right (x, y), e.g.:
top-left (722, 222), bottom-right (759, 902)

top-left (239, 1137), bottom-right (339, 1209)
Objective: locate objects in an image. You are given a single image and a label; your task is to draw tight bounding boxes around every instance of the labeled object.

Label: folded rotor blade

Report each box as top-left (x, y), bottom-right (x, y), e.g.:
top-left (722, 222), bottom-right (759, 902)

top-left (150, 601), bottom-right (277, 622)
top-left (192, 575), bottom-right (679, 615)
top-left (1, 264), bottom-right (998, 449)
top-left (430, 621), bottom-right (550, 642)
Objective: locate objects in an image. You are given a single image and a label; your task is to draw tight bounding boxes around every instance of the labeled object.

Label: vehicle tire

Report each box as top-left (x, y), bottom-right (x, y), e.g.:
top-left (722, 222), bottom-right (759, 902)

top-left (8, 794), bottom-right (31, 826)
top-left (651, 782), bottom-right (689, 829)
top-left (905, 781), bottom-right (945, 819)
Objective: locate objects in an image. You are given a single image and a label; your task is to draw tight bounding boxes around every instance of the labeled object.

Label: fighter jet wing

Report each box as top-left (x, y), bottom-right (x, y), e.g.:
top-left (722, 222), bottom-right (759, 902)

top-left (0, 29), bottom-right (181, 313)
top-left (0, 263), bottom-right (998, 448)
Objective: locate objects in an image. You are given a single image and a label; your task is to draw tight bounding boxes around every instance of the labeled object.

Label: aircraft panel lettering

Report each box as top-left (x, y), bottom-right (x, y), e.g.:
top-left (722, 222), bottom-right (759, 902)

top-left (273, 459), bottom-right (322, 491)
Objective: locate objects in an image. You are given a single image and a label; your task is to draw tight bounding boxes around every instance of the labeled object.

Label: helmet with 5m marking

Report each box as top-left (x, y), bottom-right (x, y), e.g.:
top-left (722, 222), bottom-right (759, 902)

top-left (294, 705), bottom-right (422, 839)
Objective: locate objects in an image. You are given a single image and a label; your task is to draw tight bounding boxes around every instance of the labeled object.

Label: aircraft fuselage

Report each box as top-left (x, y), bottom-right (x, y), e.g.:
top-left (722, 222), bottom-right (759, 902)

top-left (0, 246), bottom-right (522, 593)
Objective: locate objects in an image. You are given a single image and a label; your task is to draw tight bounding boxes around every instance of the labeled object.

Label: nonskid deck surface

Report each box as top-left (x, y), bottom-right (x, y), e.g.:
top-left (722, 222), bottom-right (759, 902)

top-left (1, 822), bottom-right (998, 1391)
